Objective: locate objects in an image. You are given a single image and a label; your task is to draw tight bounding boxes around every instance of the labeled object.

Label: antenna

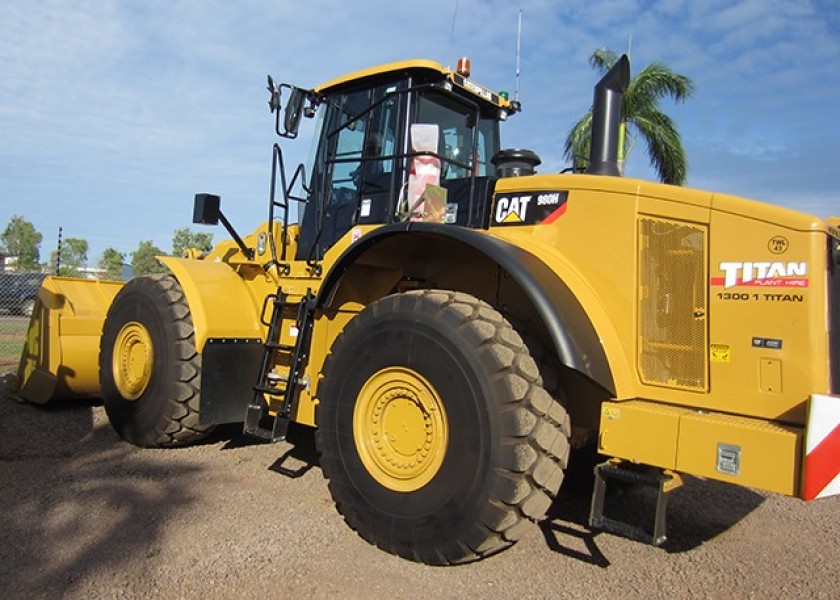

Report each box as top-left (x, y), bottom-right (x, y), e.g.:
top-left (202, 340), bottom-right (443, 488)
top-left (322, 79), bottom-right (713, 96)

top-left (515, 9), bottom-right (523, 102)
top-left (450, 0), bottom-right (459, 47)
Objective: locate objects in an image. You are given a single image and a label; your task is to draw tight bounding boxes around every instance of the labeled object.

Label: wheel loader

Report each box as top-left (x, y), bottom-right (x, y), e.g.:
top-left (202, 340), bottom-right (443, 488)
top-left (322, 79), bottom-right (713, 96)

top-left (12, 55), bottom-right (840, 564)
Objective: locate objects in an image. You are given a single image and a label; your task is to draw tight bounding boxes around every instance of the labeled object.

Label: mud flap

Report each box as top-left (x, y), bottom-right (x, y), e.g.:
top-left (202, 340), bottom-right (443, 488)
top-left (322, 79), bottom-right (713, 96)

top-left (199, 337), bottom-right (263, 424)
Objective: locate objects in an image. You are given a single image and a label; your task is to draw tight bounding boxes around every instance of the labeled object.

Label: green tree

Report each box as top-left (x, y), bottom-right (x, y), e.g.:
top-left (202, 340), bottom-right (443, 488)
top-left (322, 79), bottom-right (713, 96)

top-left (131, 240), bottom-right (168, 276)
top-left (172, 227), bottom-right (213, 257)
top-left (99, 247), bottom-right (126, 280)
top-left (1, 215), bottom-right (43, 270)
top-left (55, 237), bottom-right (88, 277)
top-left (564, 48), bottom-right (695, 185)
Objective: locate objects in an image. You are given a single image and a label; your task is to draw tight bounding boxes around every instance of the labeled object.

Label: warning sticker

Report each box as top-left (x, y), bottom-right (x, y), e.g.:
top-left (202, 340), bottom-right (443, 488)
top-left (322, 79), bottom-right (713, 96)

top-left (710, 344), bottom-right (731, 363)
top-left (602, 406), bottom-right (621, 420)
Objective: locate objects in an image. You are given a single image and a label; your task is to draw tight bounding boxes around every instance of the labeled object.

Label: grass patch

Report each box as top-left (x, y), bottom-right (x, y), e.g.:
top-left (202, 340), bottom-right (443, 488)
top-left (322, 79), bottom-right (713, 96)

top-left (0, 318), bottom-right (29, 370)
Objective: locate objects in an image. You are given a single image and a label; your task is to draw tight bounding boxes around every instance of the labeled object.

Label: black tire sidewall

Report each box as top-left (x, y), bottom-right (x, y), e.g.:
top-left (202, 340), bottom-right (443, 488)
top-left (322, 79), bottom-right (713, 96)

top-left (100, 277), bottom-right (178, 446)
top-left (21, 298), bottom-right (35, 318)
top-left (319, 294), bottom-right (506, 555)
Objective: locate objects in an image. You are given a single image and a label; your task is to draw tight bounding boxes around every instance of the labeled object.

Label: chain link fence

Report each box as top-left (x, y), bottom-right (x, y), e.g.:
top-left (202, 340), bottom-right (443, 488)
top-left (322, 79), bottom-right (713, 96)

top-left (0, 270), bottom-right (46, 375)
top-left (0, 268), bottom-right (133, 377)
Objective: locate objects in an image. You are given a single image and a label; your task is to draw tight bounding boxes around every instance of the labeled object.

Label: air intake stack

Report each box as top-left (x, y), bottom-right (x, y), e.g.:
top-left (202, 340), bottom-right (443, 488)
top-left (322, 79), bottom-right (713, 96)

top-left (586, 55), bottom-right (630, 177)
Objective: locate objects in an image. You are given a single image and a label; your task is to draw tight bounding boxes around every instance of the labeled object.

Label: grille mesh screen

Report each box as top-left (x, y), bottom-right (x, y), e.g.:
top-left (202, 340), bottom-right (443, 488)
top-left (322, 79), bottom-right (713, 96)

top-left (638, 217), bottom-right (708, 390)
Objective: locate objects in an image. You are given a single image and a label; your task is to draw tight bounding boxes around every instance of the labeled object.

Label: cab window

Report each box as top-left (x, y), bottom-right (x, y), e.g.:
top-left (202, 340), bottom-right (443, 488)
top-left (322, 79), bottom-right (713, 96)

top-left (329, 90), bottom-right (371, 207)
top-left (415, 91), bottom-right (499, 180)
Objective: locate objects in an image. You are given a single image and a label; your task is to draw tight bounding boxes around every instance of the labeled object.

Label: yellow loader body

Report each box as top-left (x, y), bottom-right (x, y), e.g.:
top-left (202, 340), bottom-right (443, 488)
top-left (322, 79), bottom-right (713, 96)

top-left (17, 277), bottom-right (123, 403)
top-left (8, 55), bottom-right (839, 564)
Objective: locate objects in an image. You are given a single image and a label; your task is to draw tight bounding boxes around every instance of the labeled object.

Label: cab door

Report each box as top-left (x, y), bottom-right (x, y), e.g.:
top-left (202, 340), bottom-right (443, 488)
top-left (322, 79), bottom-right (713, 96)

top-left (296, 84), bottom-right (406, 261)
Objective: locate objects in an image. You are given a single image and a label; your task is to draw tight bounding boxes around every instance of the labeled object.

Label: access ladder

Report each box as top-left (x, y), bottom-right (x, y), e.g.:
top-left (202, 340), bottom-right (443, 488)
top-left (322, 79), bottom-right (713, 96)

top-left (244, 289), bottom-right (316, 441)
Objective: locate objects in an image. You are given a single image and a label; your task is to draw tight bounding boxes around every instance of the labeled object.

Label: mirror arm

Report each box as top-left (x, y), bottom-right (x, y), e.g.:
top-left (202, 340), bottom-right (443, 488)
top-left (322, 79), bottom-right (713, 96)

top-left (217, 211), bottom-right (255, 261)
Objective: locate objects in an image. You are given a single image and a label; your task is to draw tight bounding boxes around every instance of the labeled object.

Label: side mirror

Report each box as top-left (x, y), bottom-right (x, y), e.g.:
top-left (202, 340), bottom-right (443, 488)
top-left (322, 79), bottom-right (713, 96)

top-left (266, 75), bottom-right (281, 113)
top-left (193, 193), bottom-right (220, 225)
top-left (284, 87), bottom-right (307, 138)
top-left (192, 193), bottom-right (255, 260)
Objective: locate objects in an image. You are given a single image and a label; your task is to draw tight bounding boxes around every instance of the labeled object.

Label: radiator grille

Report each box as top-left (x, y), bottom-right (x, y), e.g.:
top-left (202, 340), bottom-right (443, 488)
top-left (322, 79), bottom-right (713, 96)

top-left (638, 218), bottom-right (708, 390)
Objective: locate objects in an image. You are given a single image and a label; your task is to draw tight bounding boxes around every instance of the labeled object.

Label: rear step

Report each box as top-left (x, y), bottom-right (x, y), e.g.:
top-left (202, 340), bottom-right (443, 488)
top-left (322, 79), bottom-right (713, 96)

top-left (243, 289), bottom-right (315, 442)
top-left (588, 461), bottom-right (682, 546)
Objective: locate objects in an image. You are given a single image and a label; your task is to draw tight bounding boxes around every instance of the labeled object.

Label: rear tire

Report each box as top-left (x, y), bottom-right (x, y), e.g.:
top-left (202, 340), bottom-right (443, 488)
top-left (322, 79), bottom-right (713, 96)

top-left (317, 290), bottom-right (570, 564)
top-left (99, 274), bottom-right (213, 447)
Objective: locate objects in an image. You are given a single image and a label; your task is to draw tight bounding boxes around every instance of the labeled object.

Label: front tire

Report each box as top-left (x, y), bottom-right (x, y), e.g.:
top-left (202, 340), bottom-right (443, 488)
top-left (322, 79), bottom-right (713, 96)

top-left (99, 274), bottom-right (213, 447)
top-left (20, 297), bottom-right (35, 318)
top-left (317, 290), bottom-right (570, 564)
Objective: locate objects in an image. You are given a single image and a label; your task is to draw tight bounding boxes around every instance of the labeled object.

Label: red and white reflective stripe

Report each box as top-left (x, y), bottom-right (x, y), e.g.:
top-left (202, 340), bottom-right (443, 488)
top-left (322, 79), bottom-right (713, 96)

top-left (803, 394), bottom-right (840, 500)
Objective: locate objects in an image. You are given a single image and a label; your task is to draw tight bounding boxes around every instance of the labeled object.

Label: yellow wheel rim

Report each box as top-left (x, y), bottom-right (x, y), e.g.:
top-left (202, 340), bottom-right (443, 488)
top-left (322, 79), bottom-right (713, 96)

top-left (112, 321), bottom-right (154, 401)
top-left (353, 367), bottom-right (448, 492)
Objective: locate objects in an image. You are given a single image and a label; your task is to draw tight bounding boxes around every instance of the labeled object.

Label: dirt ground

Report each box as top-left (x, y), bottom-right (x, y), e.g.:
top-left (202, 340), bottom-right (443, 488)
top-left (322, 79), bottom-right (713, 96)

top-left (1, 388), bottom-right (839, 599)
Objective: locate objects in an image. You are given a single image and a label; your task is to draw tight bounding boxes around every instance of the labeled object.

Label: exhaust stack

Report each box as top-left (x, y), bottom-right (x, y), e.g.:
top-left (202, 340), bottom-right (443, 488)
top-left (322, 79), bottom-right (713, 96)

top-left (586, 55), bottom-right (630, 177)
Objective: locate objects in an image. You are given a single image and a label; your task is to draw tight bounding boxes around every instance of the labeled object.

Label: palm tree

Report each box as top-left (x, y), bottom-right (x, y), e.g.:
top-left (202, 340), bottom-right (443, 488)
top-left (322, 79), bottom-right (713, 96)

top-left (564, 48), bottom-right (695, 185)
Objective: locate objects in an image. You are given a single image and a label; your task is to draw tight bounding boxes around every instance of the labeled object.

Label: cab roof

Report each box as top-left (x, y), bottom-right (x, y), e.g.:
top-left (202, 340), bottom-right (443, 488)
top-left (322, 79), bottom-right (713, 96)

top-left (314, 59), bottom-right (514, 111)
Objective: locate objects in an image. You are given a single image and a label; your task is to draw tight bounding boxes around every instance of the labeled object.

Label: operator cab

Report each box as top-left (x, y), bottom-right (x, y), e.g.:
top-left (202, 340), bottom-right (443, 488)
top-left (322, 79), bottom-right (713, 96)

top-left (292, 60), bottom-right (518, 262)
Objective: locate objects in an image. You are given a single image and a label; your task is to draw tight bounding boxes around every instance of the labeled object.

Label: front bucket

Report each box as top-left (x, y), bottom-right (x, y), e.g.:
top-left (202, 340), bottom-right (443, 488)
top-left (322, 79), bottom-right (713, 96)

top-left (15, 276), bottom-right (124, 403)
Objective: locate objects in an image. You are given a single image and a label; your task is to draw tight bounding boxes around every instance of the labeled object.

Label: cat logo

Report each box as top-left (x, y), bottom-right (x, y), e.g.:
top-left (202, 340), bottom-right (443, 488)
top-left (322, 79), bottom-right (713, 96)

top-left (494, 195), bottom-right (532, 224)
top-left (491, 190), bottom-right (570, 226)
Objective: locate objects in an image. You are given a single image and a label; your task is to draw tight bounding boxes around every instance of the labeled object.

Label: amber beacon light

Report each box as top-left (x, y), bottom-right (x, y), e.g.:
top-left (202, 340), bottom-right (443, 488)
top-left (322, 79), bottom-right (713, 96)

top-left (456, 56), bottom-right (471, 77)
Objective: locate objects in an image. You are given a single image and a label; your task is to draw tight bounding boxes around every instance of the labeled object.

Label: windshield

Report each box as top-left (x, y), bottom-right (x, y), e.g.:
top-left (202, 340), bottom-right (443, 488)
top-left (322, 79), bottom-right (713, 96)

top-left (415, 91), bottom-right (499, 179)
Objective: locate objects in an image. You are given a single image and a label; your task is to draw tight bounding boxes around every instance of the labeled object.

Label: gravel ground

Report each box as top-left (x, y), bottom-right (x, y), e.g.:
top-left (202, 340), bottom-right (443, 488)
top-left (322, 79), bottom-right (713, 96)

top-left (1, 390), bottom-right (839, 599)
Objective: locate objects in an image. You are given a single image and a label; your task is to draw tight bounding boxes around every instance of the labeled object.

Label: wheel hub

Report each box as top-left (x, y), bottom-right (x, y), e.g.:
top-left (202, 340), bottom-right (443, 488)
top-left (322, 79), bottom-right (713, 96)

top-left (112, 321), bottom-right (154, 401)
top-left (354, 367), bottom-right (448, 492)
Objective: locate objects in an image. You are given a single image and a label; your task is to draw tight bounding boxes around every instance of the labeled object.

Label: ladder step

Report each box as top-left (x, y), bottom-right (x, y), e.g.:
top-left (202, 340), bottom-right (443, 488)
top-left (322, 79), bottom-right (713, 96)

top-left (243, 403), bottom-right (290, 442)
top-left (272, 299), bottom-right (297, 308)
top-left (254, 384), bottom-right (287, 395)
top-left (254, 378), bottom-right (305, 394)
top-left (588, 461), bottom-right (675, 546)
top-left (264, 342), bottom-right (296, 351)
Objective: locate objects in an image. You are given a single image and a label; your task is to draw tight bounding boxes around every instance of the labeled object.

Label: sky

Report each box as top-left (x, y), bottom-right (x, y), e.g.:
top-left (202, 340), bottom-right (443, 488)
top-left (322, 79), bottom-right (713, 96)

top-left (1, 0), bottom-right (839, 266)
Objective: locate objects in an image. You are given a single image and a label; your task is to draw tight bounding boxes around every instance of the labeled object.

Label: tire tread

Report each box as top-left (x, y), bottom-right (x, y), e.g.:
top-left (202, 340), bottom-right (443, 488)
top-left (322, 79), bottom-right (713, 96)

top-left (317, 289), bottom-right (571, 564)
top-left (101, 274), bottom-right (213, 447)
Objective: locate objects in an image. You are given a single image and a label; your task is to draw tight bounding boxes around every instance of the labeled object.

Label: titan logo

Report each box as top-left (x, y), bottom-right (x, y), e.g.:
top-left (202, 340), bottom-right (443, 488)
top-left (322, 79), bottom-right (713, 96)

top-left (495, 195), bottom-right (532, 223)
top-left (717, 261), bottom-right (807, 289)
